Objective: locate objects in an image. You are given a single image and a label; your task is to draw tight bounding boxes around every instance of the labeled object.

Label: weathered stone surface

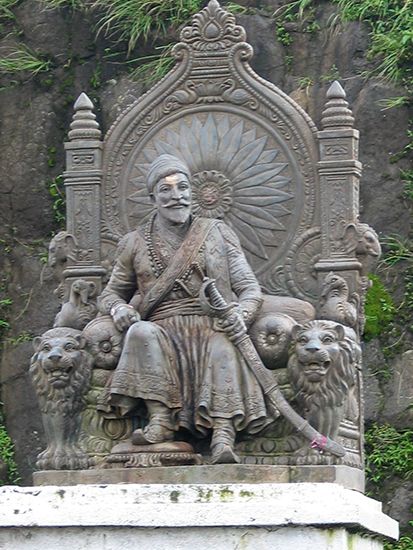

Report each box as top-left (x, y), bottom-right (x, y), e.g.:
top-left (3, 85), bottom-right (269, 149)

top-left (362, 339), bottom-right (386, 422)
top-left (382, 350), bottom-right (413, 427)
top-left (33, 464), bottom-right (364, 491)
top-left (0, 526), bottom-right (389, 550)
top-left (0, 483), bottom-right (398, 541)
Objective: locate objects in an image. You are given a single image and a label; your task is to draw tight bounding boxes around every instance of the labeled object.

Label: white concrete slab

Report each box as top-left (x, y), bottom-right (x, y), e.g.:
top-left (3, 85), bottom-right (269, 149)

top-left (0, 482), bottom-right (398, 549)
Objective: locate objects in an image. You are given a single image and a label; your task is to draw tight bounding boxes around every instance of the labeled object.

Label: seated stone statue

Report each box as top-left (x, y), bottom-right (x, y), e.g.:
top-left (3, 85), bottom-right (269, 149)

top-left (97, 154), bottom-right (270, 464)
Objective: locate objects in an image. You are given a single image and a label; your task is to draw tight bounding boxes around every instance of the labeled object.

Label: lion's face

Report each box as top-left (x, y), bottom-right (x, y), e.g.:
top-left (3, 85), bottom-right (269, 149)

top-left (33, 333), bottom-right (84, 389)
top-left (292, 323), bottom-right (345, 383)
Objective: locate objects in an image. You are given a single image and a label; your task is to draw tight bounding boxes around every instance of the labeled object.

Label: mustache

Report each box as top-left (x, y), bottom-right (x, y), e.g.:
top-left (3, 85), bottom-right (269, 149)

top-left (161, 200), bottom-right (191, 208)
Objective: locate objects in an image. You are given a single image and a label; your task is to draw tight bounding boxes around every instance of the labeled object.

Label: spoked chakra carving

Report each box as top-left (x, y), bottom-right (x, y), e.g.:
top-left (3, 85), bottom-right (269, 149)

top-left (126, 113), bottom-right (295, 264)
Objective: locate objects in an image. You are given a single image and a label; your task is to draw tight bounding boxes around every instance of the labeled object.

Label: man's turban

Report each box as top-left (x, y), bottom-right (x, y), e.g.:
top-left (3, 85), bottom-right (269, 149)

top-left (146, 154), bottom-right (191, 194)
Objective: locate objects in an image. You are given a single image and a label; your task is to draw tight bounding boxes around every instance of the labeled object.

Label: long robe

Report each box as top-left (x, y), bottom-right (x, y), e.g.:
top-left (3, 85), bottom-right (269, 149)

top-left (99, 216), bottom-right (268, 435)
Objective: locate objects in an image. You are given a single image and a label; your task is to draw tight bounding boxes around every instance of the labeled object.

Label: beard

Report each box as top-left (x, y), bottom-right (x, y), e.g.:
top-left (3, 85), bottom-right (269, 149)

top-left (159, 203), bottom-right (191, 225)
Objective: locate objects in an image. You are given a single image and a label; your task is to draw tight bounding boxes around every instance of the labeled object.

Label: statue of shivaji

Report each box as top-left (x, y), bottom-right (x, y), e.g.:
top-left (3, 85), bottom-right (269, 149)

top-left (98, 154), bottom-right (270, 463)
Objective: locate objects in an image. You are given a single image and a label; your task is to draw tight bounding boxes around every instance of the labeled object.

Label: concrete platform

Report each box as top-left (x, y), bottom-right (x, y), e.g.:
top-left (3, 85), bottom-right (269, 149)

top-left (0, 482), bottom-right (398, 549)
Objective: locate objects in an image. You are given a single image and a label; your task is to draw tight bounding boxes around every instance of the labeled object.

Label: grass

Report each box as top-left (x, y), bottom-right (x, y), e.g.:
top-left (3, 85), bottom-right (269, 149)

top-left (92, 0), bottom-right (202, 54)
top-left (0, 45), bottom-right (52, 76)
top-left (128, 45), bottom-right (174, 84)
top-left (0, 0), bottom-right (19, 20)
top-left (335, 0), bottom-right (413, 84)
top-left (381, 235), bottom-right (413, 268)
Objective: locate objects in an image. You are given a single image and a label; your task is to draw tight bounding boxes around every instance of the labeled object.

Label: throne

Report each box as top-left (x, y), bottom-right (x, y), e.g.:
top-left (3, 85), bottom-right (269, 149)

top-left (32, 1), bottom-right (380, 487)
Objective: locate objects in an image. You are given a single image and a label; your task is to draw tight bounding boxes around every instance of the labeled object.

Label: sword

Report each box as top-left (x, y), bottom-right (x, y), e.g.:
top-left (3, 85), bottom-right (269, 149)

top-left (199, 278), bottom-right (346, 458)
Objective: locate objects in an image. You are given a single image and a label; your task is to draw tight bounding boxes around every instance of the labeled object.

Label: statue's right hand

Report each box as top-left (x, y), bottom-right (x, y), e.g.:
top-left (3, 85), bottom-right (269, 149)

top-left (111, 304), bottom-right (140, 332)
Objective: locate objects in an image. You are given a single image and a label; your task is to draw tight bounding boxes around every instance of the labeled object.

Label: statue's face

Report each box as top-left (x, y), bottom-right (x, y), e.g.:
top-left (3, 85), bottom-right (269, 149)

top-left (152, 172), bottom-right (192, 225)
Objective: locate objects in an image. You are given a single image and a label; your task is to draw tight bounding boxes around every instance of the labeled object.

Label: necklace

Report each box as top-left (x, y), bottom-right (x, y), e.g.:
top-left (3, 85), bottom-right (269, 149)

top-left (144, 214), bottom-right (205, 285)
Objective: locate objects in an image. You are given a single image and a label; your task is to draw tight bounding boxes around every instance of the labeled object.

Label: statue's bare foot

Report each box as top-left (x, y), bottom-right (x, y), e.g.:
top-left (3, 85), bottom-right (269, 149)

top-left (132, 424), bottom-right (174, 445)
top-left (211, 443), bottom-right (240, 464)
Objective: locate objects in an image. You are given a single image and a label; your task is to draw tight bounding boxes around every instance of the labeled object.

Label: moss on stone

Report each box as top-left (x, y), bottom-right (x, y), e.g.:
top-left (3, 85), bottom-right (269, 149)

top-left (364, 274), bottom-right (395, 341)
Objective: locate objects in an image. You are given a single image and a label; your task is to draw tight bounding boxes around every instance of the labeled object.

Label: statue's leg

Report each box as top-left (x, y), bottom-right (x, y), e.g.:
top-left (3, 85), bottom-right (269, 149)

top-left (211, 418), bottom-right (240, 464)
top-left (132, 399), bottom-right (175, 445)
top-left (110, 321), bottom-right (181, 444)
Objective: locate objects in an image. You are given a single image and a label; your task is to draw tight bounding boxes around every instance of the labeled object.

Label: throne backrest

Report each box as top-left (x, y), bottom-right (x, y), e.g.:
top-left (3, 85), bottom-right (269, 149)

top-left (63, 0), bottom-right (362, 306)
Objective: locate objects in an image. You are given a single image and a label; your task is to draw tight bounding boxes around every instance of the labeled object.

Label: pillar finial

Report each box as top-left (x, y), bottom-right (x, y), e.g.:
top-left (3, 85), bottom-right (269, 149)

top-left (321, 81), bottom-right (354, 129)
top-left (68, 92), bottom-right (101, 141)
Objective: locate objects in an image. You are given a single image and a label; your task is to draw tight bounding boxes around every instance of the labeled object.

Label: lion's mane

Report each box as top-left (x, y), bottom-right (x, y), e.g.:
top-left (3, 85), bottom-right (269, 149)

top-left (30, 327), bottom-right (92, 415)
top-left (287, 320), bottom-right (360, 434)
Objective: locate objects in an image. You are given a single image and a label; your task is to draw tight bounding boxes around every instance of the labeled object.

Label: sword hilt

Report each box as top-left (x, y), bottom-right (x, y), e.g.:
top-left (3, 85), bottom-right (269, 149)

top-left (199, 278), bottom-right (234, 317)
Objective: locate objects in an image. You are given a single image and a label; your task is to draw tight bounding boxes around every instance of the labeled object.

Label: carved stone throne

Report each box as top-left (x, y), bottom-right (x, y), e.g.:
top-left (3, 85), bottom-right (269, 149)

top-left (34, 1), bottom-right (380, 482)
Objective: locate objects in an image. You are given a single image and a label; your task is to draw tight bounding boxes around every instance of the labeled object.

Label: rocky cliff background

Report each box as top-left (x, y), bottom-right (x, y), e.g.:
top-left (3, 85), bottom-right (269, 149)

top-left (0, 0), bottom-right (412, 541)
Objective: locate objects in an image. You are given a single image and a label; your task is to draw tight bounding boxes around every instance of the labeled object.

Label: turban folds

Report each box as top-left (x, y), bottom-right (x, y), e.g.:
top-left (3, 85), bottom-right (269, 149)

top-left (146, 154), bottom-right (191, 194)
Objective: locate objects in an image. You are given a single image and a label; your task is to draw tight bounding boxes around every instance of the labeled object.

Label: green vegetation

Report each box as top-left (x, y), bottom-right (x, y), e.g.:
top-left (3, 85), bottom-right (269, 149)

top-left (0, 296), bottom-right (12, 344)
top-left (126, 44), bottom-right (174, 84)
top-left (385, 537), bottom-right (413, 550)
top-left (0, 409), bottom-right (19, 485)
top-left (335, 0), bottom-right (413, 85)
top-left (47, 175), bottom-right (66, 228)
top-left (93, 0), bottom-right (202, 54)
top-left (364, 274), bottom-right (396, 341)
top-left (365, 423), bottom-right (413, 485)
top-left (0, 0), bottom-right (19, 20)
top-left (0, 45), bottom-right (52, 77)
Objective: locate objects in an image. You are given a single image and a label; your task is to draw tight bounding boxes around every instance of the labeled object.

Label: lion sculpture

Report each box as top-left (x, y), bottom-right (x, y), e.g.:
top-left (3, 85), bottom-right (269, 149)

top-left (30, 327), bottom-right (92, 470)
top-left (287, 320), bottom-right (360, 457)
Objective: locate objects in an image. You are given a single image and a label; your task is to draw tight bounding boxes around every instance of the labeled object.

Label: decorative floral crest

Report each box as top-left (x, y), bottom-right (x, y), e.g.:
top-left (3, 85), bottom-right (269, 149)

top-left (180, 0), bottom-right (246, 51)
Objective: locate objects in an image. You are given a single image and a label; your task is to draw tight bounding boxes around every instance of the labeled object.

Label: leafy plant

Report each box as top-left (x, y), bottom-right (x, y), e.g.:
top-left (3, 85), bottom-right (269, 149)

top-left (90, 62), bottom-right (102, 89)
top-left (385, 536), bottom-right (413, 550)
top-left (47, 175), bottom-right (66, 227)
top-left (365, 423), bottom-right (413, 485)
top-left (276, 24), bottom-right (293, 46)
top-left (364, 274), bottom-right (396, 340)
top-left (320, 63), bottom-right (341, 83)
top-left (0, 409), bottom-right (19, 485)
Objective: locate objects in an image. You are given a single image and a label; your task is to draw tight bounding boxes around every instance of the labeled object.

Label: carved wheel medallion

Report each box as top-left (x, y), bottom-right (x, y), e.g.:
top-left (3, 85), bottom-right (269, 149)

top-left (192, 170), bottom-right (233, 218)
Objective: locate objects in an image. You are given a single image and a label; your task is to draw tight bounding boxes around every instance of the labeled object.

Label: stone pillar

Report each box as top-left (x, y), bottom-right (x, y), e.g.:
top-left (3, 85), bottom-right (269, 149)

top-left (315, 81), bottom-right (362, 284)
top-left (63, 93), bottom-right (106, 293)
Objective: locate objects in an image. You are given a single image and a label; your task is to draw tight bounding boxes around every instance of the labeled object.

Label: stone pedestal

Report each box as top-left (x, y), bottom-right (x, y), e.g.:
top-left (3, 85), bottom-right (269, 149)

top-left (32, 464), bottom-right (365, 492)
top-left (0, 483), bottom-right (397, 549)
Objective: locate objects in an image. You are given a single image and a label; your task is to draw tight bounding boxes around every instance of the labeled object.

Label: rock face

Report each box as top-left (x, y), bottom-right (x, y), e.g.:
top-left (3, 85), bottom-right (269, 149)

top-left (0, 0), bottom-right (411, 507)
